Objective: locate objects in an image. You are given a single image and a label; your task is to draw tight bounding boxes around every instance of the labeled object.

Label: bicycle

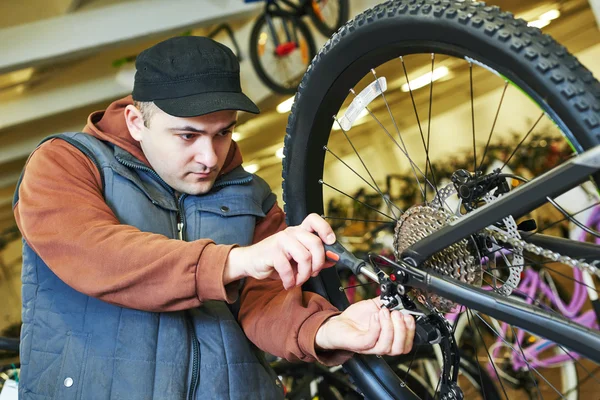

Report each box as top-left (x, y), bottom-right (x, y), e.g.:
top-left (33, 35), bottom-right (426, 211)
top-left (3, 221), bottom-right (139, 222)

top-left (247, 0), bottom-right (349, 94)
top-left (0, 336), bottom-right (20, 393)
top-left (281, 0), bottom-right (600, 398)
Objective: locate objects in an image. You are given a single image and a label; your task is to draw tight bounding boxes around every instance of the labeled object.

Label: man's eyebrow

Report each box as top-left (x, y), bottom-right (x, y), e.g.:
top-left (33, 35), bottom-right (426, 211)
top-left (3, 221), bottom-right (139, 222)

top-left (169, 120), bottom-right (237, 133)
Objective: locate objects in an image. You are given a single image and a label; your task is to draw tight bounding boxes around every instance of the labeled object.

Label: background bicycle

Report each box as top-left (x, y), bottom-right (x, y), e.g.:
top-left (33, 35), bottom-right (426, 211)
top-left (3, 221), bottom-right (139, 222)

top-left (246, 0), bottom-right (349, 94)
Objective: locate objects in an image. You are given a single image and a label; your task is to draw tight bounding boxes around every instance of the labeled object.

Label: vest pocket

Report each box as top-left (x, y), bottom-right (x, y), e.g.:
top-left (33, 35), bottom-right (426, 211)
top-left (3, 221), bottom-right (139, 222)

top-left (190, 196), bottom-right (266, 246)
top-left (53, 332), bottom-right (91, 400)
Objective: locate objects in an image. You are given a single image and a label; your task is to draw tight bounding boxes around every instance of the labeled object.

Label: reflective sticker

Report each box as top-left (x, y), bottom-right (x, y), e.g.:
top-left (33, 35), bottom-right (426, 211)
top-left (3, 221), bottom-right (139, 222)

top-left (338, 77), bottom-right (387, 131)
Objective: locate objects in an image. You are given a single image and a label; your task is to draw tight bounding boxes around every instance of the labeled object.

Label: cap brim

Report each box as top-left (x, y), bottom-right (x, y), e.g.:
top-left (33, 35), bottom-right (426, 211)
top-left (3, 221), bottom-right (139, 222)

top-left (154, 91), bottom-right (260, 117)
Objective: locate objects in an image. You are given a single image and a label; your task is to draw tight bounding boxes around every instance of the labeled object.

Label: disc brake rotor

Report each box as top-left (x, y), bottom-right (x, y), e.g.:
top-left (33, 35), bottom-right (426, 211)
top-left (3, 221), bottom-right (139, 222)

top-left (392, 183), bottom-right (523, 312)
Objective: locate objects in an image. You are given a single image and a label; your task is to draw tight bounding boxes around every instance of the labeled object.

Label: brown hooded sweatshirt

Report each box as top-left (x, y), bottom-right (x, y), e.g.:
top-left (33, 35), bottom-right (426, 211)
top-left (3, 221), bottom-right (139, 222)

top-left (13, 96), bottom-right (351, 366)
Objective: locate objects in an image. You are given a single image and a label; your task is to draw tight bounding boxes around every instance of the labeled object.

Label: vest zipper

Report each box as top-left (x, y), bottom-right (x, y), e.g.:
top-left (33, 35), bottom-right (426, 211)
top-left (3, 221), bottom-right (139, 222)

top-left (176, 193), bottom-right (198, 400)
top-left (177, 194), bottom-right (187, 241)
top-left (213, 176), bottom-right (253, 188)
top-left (117, 157), bottom-right (200, 397)
top-left (187, 320), bottom-right (200, 400)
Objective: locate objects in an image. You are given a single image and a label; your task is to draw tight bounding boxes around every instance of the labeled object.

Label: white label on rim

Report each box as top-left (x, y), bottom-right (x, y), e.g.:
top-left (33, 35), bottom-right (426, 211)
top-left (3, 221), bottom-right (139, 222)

top-left (464, 56), bottom-right (501, 77)
top-left (338, 77), bottom-right (387, 131)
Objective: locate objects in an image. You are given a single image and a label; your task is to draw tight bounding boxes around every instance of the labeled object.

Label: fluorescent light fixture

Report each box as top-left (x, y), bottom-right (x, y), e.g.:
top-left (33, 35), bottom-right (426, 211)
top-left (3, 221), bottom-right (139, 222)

top-left (244, 164), bottom-right (259, 174)
top-left (528, 8), bottom-right (560, 29)
top-left (540, 9), bottom-right (560, 21)
top-left (276, 96), bottom-right (295, 114)
top-left (232, 132), bottom-right (242, 141)
top-left (401, 66), bottom-right (449, 92)
top-left (528, 19), bottom-right (551, 28)
top-left (332, 108), bottom-right (370, 130)
top-left (275, 147), bottom-right (285, 158)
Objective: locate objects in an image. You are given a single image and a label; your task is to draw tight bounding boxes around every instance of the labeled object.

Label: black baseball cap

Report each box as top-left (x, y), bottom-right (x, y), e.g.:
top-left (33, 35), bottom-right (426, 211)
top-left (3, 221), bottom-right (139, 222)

top-left (132, 36), bottom-right (260, 117)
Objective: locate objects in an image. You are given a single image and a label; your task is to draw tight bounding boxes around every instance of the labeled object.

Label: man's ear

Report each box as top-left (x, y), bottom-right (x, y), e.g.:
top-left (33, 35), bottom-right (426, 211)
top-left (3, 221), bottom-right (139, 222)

top-left (124, 104), bottom-right (145, 142)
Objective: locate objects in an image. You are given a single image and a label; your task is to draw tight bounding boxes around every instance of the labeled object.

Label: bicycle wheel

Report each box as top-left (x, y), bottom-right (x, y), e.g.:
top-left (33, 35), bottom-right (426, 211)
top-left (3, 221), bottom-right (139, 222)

top-left (271, 359), bottom-right (365, 399)
top-left (306, 0), bottom-right (349, 37)
top-left (249, 13), bottom-right (317, 94)
top-left (388, 350), bottom-right (502, 400)
top-left (282, 0), bottom-right (600, 398)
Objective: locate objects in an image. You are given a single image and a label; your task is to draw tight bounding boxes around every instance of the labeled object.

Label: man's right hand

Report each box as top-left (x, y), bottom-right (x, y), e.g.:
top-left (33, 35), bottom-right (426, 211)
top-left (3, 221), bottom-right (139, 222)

top-left (224, 213), bottom-right (336, 289)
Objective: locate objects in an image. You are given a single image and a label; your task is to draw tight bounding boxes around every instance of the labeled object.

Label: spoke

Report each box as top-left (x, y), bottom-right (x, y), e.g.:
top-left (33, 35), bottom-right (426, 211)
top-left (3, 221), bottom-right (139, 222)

top-left (480, 268), bottom-right (569, 313)
top-left (402, 346), bottom-right (420, 386)
top-left (508, 324), bottom-right (544, 399)
top-left (433, 367), bottom-right (442, 400)
top-left (320, 180), bottom-right (395, 220)
top-left (322, 215), bottom-right (391, 224)
top-left (368, 69), bottom-right (429, 203)
top-left (359, 105), bottom-right (434, 202)
top-left (333, 115), bottom-right (400, 219)
top-left (501, 112), bottom-right (545, 171)
top-left (484, 244), bottom-right (599, 294)
top-left (466, 309), bottom-right (511, 400)
top-left (336, 95), bottom-right (454, 212)
top-left (451, 305), bottom-right (466, 336)
top-left (470, 62), bottom-right (477, 175)
top-left (483, 262), bottom-right (599, 294)
top-left (536, 201), bottom-right (600, 234)
top-left (425, 54), bottom-right (437, 202)
top-left (324, 145), bottom-right (404, 215)
top-left (347, 86), bottom-right (430, 203)
top-left (455, 306), bottom-right (488, 400)
top-left (399, 56), bottom-right (441, 205)
top-left (478, 81), bottom-right (509, 172)
top-left (474, 313), bottom-right (568, 399)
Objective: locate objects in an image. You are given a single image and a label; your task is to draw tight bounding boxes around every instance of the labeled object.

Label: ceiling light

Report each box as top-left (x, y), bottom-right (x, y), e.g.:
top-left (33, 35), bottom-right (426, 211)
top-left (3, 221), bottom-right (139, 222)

top-left (276, 96), bottom-right (295, 114)
top-left (401, 66), bottom-right (449, 92)
top-left (275, 147), bottom-right (285, 158)
top-left (232, 132), bottom-right (242, 141)
top-left (332, 108), bottom-right (370, 130)
top-left (528, 19), bottom-right (551, 28)
top-left (539, 9), bottom-right (560, 21)
top-left (244, 164), bottom-right (259, 174)
top-left (528, 8), bottom-right (560, 29)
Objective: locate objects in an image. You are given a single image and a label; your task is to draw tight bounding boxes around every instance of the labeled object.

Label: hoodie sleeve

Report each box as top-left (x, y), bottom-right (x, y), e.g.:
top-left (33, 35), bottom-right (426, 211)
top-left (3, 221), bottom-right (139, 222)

top-left (14, 138), bottom-right (238, 312)
top-left (238, 203), bottom-right (353, 366)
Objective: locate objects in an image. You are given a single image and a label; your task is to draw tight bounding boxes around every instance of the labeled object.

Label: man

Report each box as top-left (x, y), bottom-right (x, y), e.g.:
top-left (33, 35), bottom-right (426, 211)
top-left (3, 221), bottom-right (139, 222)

top-left (14, 36), bottom-right (415, 399)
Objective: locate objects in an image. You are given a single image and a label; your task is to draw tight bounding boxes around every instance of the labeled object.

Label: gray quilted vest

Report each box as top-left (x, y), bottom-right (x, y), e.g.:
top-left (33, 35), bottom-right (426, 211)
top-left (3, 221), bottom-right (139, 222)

top-left (16, 133), bottom-right (285, 400)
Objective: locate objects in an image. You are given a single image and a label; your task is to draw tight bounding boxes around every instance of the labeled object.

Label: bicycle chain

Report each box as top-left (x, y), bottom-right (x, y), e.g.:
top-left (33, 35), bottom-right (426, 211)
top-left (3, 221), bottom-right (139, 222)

top-left (486, 229), bottom-right (599, 277)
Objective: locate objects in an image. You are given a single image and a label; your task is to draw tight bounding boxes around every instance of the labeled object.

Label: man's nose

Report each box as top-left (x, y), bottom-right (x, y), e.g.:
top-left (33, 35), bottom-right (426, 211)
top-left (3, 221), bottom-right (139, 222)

top-left (193, 139), bottom-right (218, 168)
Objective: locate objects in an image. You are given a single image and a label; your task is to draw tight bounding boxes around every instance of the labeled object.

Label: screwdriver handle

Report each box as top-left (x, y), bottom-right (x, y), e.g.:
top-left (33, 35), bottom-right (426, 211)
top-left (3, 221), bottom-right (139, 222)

top-left (324, 241), bottom-right (367, 275)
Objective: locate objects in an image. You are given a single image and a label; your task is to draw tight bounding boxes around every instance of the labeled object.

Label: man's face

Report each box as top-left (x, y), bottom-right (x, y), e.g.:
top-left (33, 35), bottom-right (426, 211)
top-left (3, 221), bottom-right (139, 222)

top-left (128, 106), bottom-right (237, 195)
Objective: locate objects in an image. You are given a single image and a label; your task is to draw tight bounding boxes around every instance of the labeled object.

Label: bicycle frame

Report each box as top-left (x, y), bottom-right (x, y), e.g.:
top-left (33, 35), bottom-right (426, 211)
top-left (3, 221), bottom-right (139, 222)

top-left (394, 144), bottom-right (600, 364)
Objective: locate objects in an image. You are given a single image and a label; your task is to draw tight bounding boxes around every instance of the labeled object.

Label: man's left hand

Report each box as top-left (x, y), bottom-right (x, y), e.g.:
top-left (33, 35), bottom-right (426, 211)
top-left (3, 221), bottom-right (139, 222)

top-left (315, 298), bottom-right (415, 356)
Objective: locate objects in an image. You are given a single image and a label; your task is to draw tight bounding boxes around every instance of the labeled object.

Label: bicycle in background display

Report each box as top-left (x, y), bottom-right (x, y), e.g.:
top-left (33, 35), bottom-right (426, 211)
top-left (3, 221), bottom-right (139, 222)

top-left (246, 0), bottom-right (349, 94)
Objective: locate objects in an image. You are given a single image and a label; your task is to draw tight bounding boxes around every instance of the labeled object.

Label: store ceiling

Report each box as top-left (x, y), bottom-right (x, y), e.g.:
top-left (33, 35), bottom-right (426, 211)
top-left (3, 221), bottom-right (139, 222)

top-left (0, 0), bottom-right (598, 232)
